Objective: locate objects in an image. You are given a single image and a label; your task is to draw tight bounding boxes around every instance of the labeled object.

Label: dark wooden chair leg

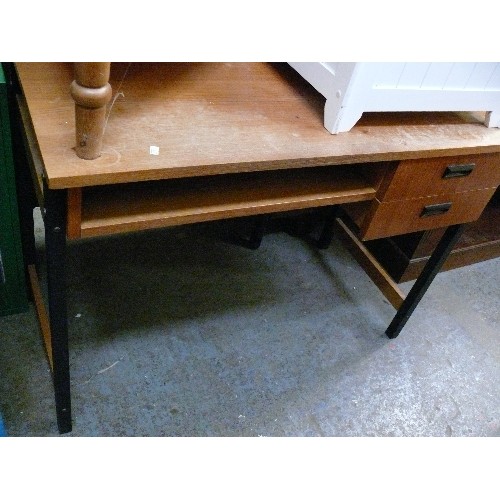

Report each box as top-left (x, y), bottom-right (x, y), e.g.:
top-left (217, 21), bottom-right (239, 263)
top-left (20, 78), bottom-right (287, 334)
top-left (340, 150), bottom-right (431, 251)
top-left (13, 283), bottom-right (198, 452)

top-left (229, 215), bottom-right (267, 250)
top-left (44, 184), bottom-right (72, 433)
top-left (314, 206), bottom-right (341, 249)
top-left (385, 224), bottom-right (466, 339)
top-left (293, 205), bottom-right (340, 249)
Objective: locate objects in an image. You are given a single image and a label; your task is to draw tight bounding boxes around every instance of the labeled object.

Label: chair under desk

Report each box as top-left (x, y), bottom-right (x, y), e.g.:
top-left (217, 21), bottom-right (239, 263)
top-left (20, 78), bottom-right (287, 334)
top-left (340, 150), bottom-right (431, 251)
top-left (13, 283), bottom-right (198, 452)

top-left (12, 62), bottom-right (500, 434)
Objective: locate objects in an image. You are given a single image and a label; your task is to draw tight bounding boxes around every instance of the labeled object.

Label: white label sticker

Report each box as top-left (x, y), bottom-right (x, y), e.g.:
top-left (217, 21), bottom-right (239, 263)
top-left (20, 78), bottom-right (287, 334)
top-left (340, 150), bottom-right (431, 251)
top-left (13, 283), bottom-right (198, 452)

top-left (149, 146), bottom-right (160, 155)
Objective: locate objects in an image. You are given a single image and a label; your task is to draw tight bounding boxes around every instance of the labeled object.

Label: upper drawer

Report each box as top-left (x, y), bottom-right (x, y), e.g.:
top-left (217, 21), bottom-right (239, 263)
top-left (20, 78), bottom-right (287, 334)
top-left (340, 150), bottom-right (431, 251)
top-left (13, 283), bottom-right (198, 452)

top-left (378, 153), bottom-right (500, 201)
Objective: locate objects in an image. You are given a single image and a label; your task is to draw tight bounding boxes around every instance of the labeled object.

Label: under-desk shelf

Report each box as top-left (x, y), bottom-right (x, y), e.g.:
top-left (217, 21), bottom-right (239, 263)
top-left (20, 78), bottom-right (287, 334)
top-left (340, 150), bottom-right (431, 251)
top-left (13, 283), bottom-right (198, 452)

top-left (70, 166), bottom-right (376, 239)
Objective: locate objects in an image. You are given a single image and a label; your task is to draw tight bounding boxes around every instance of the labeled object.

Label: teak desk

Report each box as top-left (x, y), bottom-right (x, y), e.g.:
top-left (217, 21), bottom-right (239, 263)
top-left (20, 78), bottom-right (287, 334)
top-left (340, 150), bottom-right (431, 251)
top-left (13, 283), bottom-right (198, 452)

top-left (12, 63), bottom-right (500, 434)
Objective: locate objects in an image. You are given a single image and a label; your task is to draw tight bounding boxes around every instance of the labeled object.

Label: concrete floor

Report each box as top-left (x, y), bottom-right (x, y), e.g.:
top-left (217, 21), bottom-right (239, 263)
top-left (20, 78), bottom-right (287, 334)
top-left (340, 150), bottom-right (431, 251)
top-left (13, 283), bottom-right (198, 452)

top-left (0, 214), bottom-right (498, 436)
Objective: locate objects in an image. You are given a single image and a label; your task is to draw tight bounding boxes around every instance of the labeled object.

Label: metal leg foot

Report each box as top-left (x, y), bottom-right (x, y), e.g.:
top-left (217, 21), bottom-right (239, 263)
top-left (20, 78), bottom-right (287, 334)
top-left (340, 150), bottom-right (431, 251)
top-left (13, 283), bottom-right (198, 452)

top-left (385, 224), bottom-right (466, 339)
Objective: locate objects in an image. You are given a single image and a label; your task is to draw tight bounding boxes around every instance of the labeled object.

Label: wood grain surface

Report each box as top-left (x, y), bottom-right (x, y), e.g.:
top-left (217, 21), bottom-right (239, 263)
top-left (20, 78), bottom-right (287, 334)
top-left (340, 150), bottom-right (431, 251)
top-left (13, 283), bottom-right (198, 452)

top-left (16, 63), bottom-right (500, 189)
top-left (361, 188), bottom-right (496, 240)
top-left (378, 153), bottom-right (500, 201)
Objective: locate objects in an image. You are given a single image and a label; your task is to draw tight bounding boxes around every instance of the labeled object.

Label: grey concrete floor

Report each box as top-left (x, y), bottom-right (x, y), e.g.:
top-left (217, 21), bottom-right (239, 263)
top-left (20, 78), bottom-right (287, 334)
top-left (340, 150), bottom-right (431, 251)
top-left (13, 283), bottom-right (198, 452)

top-left (0, 213), bottom-right (498, 436)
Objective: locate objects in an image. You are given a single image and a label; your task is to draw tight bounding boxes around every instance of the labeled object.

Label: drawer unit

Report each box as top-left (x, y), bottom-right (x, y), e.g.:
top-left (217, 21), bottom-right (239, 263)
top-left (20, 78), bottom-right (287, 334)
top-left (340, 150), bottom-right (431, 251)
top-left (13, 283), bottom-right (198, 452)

top-left (356, 153), bottom-right (500, 240)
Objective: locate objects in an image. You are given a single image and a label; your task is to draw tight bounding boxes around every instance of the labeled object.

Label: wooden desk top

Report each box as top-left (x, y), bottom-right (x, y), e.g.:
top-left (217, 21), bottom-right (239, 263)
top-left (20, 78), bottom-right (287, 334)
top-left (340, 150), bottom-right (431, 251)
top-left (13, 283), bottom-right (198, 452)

top-left (16, 62), bottom-right (500, 189)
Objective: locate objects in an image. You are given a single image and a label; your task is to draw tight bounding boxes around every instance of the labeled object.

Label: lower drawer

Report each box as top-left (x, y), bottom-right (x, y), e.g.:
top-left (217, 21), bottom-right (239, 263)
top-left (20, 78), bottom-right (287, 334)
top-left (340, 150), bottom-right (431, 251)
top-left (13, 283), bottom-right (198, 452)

top-left (360, 188), bottom-right (496, 240)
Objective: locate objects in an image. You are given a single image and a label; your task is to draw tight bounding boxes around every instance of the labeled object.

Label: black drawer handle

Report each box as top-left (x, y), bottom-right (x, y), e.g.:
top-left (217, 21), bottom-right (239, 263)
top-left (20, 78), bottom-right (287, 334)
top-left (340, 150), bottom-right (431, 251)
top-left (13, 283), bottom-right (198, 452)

top-left (420, 202), bottom-right (452, 218)
top-left (443, 163), bottom-right (475, 178)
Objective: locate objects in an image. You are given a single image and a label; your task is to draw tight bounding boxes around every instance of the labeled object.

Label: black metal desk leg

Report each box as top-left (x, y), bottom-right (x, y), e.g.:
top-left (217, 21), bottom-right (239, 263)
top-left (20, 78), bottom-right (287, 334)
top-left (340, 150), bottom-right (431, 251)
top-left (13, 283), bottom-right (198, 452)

top-left (10, 93), bottom-right (37, 280)
top-left (385, 224), bottom-right (466, 339)
top-left (44, 185), bottom-right (72, 433)
top-left (16, 175), bottom-right (37, 270)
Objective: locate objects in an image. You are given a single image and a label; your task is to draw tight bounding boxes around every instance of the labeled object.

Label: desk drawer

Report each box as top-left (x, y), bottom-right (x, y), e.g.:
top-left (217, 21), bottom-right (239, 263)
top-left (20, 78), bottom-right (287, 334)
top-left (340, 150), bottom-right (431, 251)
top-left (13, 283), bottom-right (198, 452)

top-left (361, 188), bottom-right (496, 240)
top-left (379, 153), bottom-right (500, 201)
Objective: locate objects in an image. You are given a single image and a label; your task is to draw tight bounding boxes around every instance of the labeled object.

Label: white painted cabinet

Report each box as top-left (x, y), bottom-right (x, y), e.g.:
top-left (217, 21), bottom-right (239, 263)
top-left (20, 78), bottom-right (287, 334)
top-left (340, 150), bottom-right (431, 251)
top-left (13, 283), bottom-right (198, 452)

top-left (288, 62), bottom-right (500, 133)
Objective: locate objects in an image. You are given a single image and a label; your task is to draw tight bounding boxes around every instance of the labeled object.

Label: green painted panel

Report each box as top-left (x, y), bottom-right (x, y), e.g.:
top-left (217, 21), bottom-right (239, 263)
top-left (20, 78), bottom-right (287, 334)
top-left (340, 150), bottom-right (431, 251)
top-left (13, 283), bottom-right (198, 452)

top-left (0, 63), bottom-right (28, 316)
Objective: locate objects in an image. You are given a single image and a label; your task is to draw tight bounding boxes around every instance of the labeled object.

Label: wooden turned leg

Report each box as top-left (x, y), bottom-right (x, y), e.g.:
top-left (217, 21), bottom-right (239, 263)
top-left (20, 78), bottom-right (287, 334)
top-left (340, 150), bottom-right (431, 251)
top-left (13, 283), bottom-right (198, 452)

top-left (70, 63), bottom-right (112, 160)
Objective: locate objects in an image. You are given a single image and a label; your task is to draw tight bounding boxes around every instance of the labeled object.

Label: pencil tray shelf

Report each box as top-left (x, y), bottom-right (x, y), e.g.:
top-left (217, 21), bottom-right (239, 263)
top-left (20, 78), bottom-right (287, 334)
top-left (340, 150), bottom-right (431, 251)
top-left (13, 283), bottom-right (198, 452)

top-left (67, 165), bottom-right (379, 240)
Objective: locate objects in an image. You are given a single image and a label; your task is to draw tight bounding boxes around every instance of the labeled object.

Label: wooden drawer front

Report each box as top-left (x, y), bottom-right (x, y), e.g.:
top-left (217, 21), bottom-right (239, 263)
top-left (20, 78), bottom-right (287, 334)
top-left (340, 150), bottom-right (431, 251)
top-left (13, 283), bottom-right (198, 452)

top-left (361, 188), bottom-right (496, 240)
top-left (379, 153), bottom-right (500, 201)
